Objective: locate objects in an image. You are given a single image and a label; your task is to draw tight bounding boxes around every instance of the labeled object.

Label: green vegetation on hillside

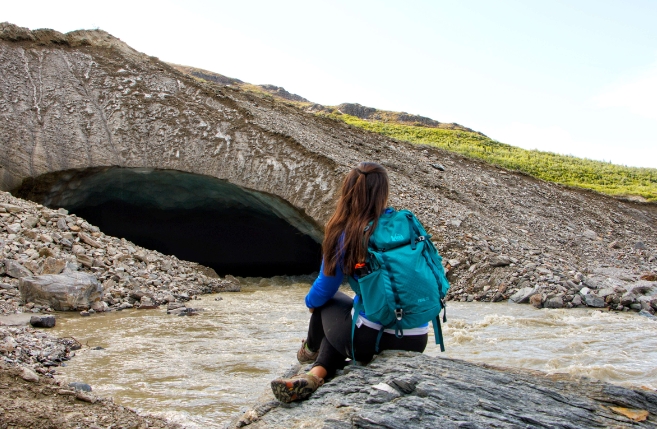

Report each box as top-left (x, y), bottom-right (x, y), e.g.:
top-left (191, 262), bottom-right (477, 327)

top-left (326, 113), bottom-right (657, 202)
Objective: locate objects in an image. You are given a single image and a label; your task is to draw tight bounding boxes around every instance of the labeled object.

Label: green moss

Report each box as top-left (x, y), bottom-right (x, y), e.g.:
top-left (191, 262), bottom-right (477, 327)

top-left (325, 113), bottom-right (657, 202)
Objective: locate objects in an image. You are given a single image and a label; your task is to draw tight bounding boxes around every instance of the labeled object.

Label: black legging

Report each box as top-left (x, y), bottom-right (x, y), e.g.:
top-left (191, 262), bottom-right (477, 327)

top-left (307, 291), bottom-right (428, 377)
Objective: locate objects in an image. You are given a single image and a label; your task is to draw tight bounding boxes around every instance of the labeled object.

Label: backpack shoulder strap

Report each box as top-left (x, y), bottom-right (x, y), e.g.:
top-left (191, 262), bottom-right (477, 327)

top-left (350, 296), bottom-right (364, 365)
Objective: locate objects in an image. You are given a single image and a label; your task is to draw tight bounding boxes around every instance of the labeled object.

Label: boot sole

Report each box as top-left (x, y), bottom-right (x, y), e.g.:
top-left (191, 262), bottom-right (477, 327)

top-left (270, 377), bottom-right (317, 403)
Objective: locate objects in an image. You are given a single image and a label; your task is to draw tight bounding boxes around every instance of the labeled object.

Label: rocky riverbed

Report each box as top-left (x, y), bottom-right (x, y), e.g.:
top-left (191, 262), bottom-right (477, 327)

top-left (0, 189), bottom-right (239, 427)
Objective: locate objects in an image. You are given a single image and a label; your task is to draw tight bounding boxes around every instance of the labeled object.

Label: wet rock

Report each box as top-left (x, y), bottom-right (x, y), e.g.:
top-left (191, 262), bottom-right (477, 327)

top-left (29, 315), bottom-right (56, 328)
top-left (3, 259), bottom-right (33, 279)
top-left (584, 294), bottom-right (606, 308)
top-left (19, 272), bottom-right (103, 311)
top-left (529, 293), bottom-right (543, 308)
top-left (68, 382), bottom-right (92, 392)
top-left (621, 292), bottom-right (637, 306)
top-left (545, 296), bottom-right (564, 308)
top-left (138, 296), bottom-right (158, 309)
top-left (80, 310), bottom-right (90, 316)
top-left (167, 302), bottom-right (185, 311)
top-left (572, 295), bottom-right (582, 306)
top-left (509, 286), bottom-right (537, 304)
top-left (75, 391), bottom-right (97, 403)
top-left (639, 310), bottom-right (657, 320)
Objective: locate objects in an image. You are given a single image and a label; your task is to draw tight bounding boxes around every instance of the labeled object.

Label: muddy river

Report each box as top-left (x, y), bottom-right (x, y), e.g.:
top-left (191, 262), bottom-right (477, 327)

top-left (51, 278), bottom-right (657, 428)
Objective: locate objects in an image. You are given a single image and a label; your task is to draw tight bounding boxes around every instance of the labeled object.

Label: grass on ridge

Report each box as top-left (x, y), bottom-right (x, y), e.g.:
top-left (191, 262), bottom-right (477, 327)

top-left (326, 113), bottom-right (657, 203)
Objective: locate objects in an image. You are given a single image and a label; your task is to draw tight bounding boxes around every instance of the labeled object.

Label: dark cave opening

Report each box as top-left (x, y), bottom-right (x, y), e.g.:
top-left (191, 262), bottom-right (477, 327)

top-left (14, 168), bottom-right (323, 277)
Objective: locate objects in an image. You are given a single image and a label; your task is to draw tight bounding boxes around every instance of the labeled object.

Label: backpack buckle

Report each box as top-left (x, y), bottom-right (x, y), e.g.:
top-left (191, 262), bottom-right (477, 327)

top-left (395, 308), bottom-right (404, 320)
top-left (415, 236), bottom-right (425, 243)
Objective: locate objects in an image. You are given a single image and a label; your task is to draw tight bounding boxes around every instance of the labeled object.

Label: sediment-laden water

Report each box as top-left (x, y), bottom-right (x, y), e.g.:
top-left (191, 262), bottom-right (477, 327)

top-left (52, 279), bottom-right (657, 428)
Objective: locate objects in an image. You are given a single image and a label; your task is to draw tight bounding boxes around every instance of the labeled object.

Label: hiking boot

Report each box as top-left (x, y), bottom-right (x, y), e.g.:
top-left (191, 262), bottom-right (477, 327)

top-left (296, 339), bottom-right (318, 364)
top-left (271, 373), bottom-right (324, 403)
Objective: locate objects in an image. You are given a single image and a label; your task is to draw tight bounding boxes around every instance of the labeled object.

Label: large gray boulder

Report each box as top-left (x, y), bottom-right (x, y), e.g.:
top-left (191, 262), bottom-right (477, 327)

top-left (235, 351), bottom-right (657, 428)
top-left (19, 273), bottom-right (103, 311)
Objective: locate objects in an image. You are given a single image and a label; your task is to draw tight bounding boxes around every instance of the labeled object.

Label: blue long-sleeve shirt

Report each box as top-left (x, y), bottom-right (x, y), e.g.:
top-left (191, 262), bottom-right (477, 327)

top-left (305, 258), bottom-right (344, 309)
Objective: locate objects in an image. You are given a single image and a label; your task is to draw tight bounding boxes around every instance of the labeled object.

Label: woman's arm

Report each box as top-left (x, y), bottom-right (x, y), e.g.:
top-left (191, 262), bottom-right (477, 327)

top-left (305, 259), bottom-right (344, 309)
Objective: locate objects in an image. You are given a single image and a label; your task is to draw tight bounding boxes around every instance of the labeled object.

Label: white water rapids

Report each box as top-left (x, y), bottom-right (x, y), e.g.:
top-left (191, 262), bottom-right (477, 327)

top-left (51, 278), bottom-right (657, 428)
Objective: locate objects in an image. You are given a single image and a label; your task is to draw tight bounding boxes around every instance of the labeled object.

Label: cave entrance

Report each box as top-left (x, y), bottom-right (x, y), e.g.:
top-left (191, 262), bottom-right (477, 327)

top-left (14, 167), bottom-right (323, 277)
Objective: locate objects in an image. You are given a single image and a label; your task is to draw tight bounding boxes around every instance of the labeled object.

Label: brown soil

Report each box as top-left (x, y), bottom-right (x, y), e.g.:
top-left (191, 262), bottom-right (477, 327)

top-left (0, 364), bottom-right (179, 429)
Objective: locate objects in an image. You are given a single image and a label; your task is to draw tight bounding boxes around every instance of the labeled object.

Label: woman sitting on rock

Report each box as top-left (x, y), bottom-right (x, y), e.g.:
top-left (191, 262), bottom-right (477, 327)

top-left (270, 162), bottom-right (429, 403)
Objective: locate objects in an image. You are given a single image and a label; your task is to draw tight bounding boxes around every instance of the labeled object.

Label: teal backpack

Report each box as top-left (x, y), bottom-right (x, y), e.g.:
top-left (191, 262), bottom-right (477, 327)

top-left (348, 208), bottom-right (450, 359)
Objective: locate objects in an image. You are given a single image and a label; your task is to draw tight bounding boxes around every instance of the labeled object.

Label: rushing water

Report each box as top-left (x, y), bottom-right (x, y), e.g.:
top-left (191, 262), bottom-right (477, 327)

top-left (52, 278), bottom-right (657, 428)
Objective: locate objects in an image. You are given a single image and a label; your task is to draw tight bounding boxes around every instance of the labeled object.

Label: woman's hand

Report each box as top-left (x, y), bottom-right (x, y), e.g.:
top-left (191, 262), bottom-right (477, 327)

top-left (309, 308), bottom-right (314, 313)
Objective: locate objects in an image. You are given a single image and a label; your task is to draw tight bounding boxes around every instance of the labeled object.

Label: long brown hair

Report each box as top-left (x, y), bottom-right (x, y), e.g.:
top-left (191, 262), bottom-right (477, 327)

top-left (322, 162), bottom-right (389, 276)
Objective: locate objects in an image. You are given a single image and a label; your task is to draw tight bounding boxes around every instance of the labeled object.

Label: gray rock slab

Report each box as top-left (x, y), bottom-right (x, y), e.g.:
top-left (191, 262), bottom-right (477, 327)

top-left (584, 294), bottom-right (606, 308)
top-left (234, 351), bottom-right (657, 428)
top-left (30, 314), bottom-right (56, 328)
top-left (3, 259), bottom-right (33, 279)
top-left (489, 255), bottom-right (512, 267)
top-left (508, 286), bottom-right (536, 303)
top-left (19, 272), bottom-right (103, 311)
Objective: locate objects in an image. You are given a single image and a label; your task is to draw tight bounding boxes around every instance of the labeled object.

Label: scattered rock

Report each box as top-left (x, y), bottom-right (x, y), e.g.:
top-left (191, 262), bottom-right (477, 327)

top-left (545, 296), bottom-right (564, 308)
top-left (68, 382), bottom-right (92, 392)
top-left (430, 163), bottom-right (445, 171)
top-left (640, 273), bottom-right (657, 281)
top-left (29, 315), bottom-right (56, 328)
top-left (78, 232), bottom-right (102, 248)
top-left (41, 257), bottom-right (67, 275)
top-left (582, 229), bottom-right (599, 240)
top-left (529, 293), bottom-right (543, 308)
top-left (20, 367), bottom-right (39, 382)
top-left (509, 286), bottom-right (537, 304)
top-left (3, 260), bottom-right (33, 279)
top-left (138, 296), bottom-right (158, 309)
top-left (489, 255), bottom-right (512, 267)
top-left (584, 294), bottom-right (606, 308)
